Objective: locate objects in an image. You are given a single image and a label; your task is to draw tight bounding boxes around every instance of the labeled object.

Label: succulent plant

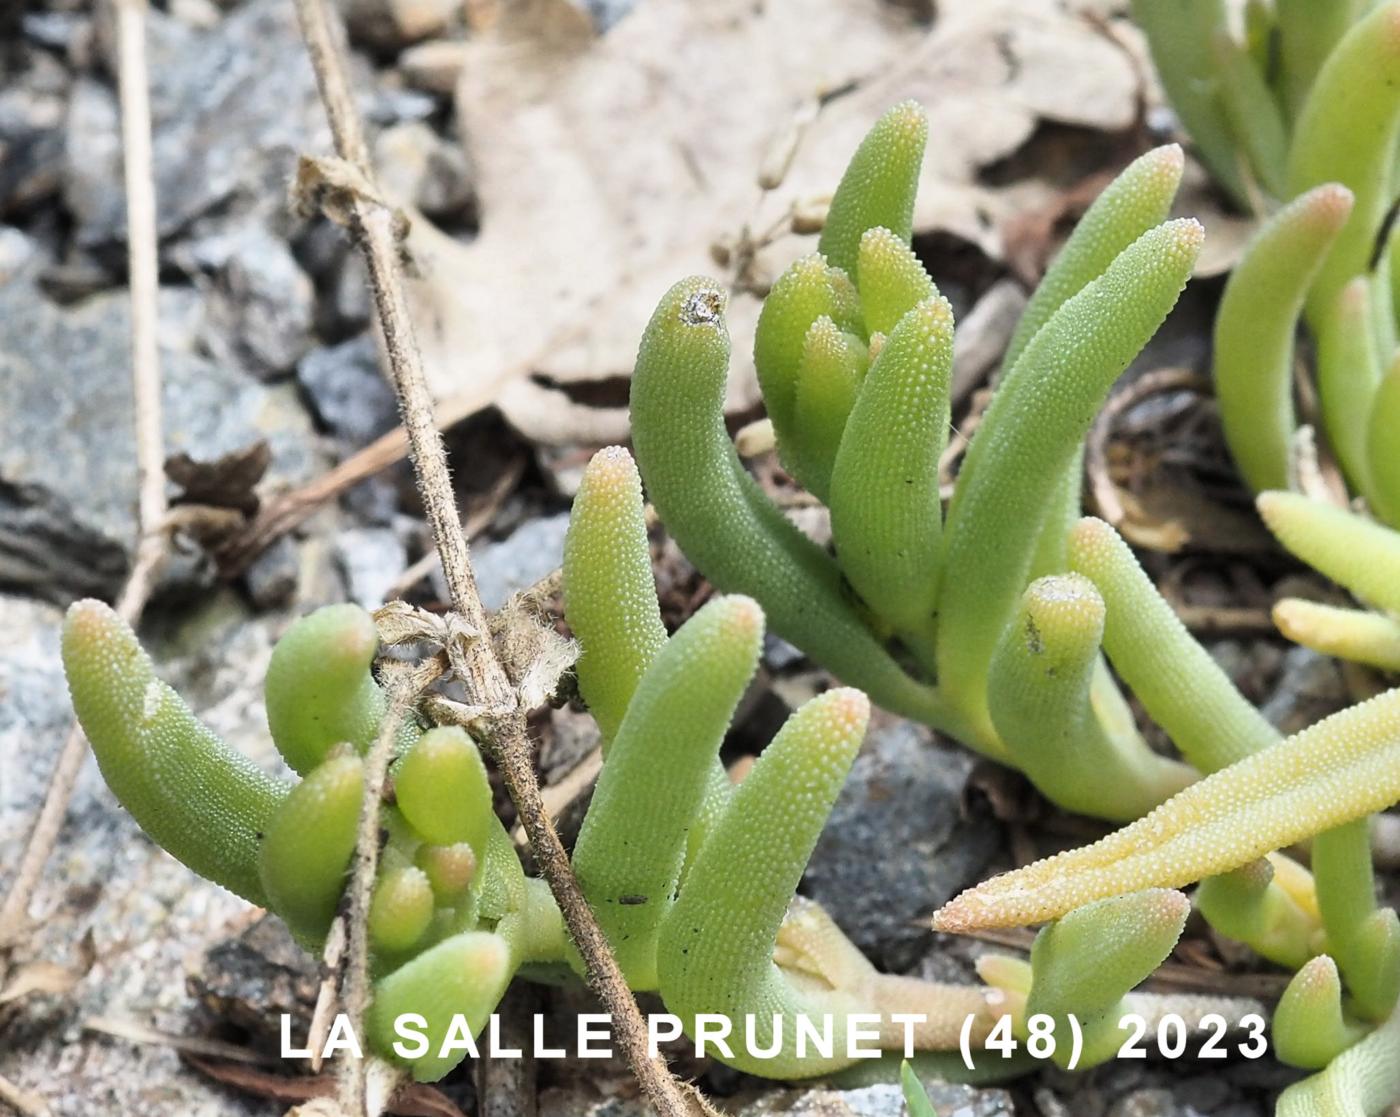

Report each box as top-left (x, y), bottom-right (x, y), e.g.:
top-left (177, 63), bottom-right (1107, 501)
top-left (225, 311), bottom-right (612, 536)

top-left (63, 441), bottom-right (1024, 1085)
top-left (1135, 0), bottom-right (1400, 524)
top-left (60, 91), bottom-right (1400, 1114)
top-left (934, 665), bottom-right (1400, 1107)
top-left (624, 97), bottom-right (1400, 1113)
top-left (629, 99), bottom-right (1305, 835)
top-left (1260, 491), bottom-right (1400, 675)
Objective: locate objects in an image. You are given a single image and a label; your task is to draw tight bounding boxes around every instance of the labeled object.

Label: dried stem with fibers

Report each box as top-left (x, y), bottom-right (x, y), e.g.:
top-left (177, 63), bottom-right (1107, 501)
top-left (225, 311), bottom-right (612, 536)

top-left (289, 0), bottom-right (713, 1112)
top-left (0, 0), bottom-right (169, 945)
top-left (336, 656), bottom-right (442, 1114)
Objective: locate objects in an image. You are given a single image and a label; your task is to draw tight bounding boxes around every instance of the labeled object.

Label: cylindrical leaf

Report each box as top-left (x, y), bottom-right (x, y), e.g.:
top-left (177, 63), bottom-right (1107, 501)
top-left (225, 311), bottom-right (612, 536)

top-left (1316, 277), bottom-right (1384, 498)
top-left (1259, 491), bottom-right (1400, 616)
top-left (571, 595), bottom-right (763, 989)
top-left (393, 726), bottom-right (494, 852)
top-left (265, 603), bottom-right (392, 775)
top-left (817, 101), bottom-right (927, 282)
top-left (631, 277), bottom-right (947, 726)
top-left (939, 220), bottom-right (1202, 745)
top-left (830, 297), bottom-right (953, 647)
top-left (1288, 2), bottom-right (1400, 331)
top-left (62, 600), bottom-right (289, 905)
top-left (368, 931), bottom-right (513, 1082)
top-left (1069, 517), bottom-right (1279, 773)
top-left (258, 752), bottom-right (362, 940)
top-left (369, 865), bottom-right (436, 954)
top-left (988, 574), bottom-right (1195, 820)
top-left (562, 446), bottom-right (666, 745)
top-left (1213, 185), bottom-right (1353, 493)
top-left (1273, 956), bottom-right (1365, 1070)
top-left (657, 689), bottom-right (870, 1077)
top-left (1366, 357), bottom-right (1400, 527)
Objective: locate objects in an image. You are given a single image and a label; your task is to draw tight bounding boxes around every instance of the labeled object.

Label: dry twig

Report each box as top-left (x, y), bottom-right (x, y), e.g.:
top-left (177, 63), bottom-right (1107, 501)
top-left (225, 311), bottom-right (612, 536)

top-left (0, 1072), bottom-right (52, 1117)
top-left (1085, 367), bottom-right (1209, 529)
top-left (0, 0), bottom-right (170, 947)
top-left (289, 1), bottom-right (713, 1112)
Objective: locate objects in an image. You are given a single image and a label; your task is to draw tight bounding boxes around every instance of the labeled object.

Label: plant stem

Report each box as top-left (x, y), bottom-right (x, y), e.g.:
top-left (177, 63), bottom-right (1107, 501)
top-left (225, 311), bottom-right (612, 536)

top-left (289, 1), bottom-right (713, 1111)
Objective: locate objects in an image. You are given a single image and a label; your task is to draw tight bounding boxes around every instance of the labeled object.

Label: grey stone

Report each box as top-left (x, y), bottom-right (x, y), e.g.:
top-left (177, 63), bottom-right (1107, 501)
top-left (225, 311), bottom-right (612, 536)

top-left (22, 11), bottom-right (86, 51)
top-left (375, 120), bottom-right (476, 222)
top-left (0, 278), bottom-right (320, 602)
top-left (583, 0), bottom-right (635, 32)
top-left (328, 251), bottom-right (374, 336)
top-left (0, 596), bottom-right (73, 830)
top-left (0, 225), bottom-right (42, 283)
top-left (0, 53), bottom-right (68, 216)
top-left (802, 721), bottom-right (1001, 970)
top-left (297, 334), bottom-right (400, 444)
top-left (334, 525), bottom-right (407, 609)
top-left (243, 534), bottom-right (300, 611)
top-left (1172, 1075), bottom-right (1231, 1113)
top-left (66, 0), bottom-right (330, 249)
top-left (1260, 645), bottom-right (1349, 736)
top-left (454, 513), bottom-right (571, 612)
top-left (61, 76), bottom-right (123, 248)
top-left (188, 914), bottom-right (320, 1043)
top-left (366, 85), bottom-right (441, 127)
top-left (764, 632), bottom-right (806, 671)
top-left (1108, 1089), bottom-right (1179, 1117)
top-left (179, 224), bottom-right (317, 379)
top-left (739, 1082), bottom-right (1014, 1117)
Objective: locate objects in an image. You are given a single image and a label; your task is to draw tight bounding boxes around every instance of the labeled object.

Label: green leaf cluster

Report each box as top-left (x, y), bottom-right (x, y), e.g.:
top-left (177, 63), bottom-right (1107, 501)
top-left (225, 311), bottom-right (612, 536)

top-left (628, 98), bottom-right (1400, 1113)
top-left (59, 447), bottom-right (991, 1085)
top-left (1136, 1), bottom-right (1400, 523)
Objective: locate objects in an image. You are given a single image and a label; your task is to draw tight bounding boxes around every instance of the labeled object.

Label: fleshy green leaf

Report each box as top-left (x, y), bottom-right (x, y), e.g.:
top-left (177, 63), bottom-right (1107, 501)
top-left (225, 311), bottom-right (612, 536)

top-left (1273, 598), bottom-right (1400, 673)
top-left (62, 600), bottom-right (289, 905)
top-left (656, 689), bottom-right (871, 1077)
top-left (562, 446), bottom-right (667, 745)
top-left (987, 574), bottom-right (1194, 820)
top-left (829, 296), bottom-right (953, 648)
top-left (1316, 277), bottom-right (1383, 499)
top-left (1213, 184), bottom-right (1353, 493)
top-left (258, 752), bottom-right (362, 940)
top-left (368, 931), bottom-right (513, 1082)
top-left (1259, 491), bottom-right (1400, 616)
top-left (817, 101), bottom-right (927, 282)
top-left (392, 726), bottom-right (494, 853)
top-left (934, 686), bottom-right (1400, 931)
top-left (264, 603), bottom-right (396, 775)
top-left (938, 219), bottom-right (1203, 746)
top-left (1003, 144), bottom-right (1184, 371)
top-left (1288, 2), bottom-right (1400, 332)
top-left (630, 277), bottom-right (946, 725)
top-left (571, 595), bottom-right (762, 989)
top-left (1069, 516), bottom-right (1278, 773)
top-left (1366, 356), bottom-right (1400, 527)
top-left (369, 866), bottom-right (436, 954)
top-left (856, 226), bottom-right (936, 336)
top-left (788, 316), bottom-right (866, 502)
top-left (1273, 955), bottom-right (1367, 1070)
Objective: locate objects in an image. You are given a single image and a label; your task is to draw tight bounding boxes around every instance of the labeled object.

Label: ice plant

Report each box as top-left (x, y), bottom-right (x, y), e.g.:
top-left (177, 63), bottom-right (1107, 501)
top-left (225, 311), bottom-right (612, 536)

top-left (934, 674), bottom-right (1400, 1110)
top-left (61, 445), bottom-right (1017, 1084)
top-left (1260, 491), bottom-right (1400, 674)
top-left (1135, 0), bottom-right (1400, 524)
top-left (629, 102), bottom-right (1322, 846)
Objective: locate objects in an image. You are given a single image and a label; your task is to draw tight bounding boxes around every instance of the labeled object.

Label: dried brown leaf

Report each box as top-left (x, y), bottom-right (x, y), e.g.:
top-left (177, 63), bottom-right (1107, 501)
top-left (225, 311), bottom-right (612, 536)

top-left (186, 1054), bottom-right (467, 1117)
top-left (388, 0), bottom-right (1141, 444)
top-left (166, 441), bottom-right (271, 515)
